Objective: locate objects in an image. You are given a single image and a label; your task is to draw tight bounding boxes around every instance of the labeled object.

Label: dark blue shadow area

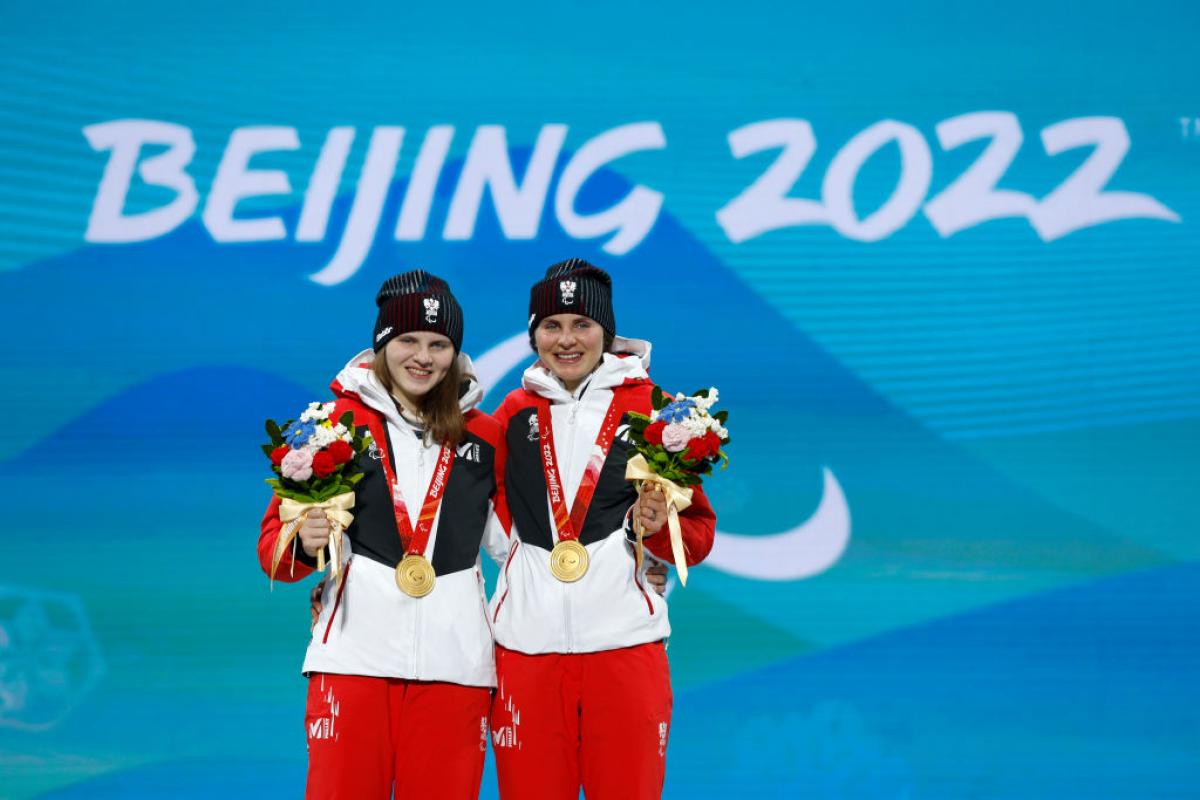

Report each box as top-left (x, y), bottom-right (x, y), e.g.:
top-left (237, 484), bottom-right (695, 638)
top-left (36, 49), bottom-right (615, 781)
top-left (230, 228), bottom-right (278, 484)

top-left (668, 563), bottom-right (1200, 799)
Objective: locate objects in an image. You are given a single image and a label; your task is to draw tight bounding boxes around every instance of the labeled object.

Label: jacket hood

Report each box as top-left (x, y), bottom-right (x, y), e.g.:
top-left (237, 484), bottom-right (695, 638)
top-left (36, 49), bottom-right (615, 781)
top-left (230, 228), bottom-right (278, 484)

top-left (332, 349), bottom-right (484, 428)
top-left (522, 335), bottom-right (652, 402)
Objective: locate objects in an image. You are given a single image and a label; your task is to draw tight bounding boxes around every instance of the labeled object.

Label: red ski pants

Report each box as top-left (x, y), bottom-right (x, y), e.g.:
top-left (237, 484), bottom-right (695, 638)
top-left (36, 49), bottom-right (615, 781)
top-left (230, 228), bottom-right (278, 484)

top-left (491, 642), bottom-right (673, 800)
top-left (304, 673), bottom-right (491, 799)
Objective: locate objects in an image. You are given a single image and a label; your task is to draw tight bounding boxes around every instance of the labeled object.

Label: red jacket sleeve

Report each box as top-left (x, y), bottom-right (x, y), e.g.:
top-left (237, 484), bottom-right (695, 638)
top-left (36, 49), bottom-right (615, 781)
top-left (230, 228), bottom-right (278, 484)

top-left (467, 407), bottom-right (512, 535)
top-left (489, 391), bottom-right (530, 535)
top-left (258, 494), bottom-right (316, 582)
top-left (641, 481), bottom-right (716, 567)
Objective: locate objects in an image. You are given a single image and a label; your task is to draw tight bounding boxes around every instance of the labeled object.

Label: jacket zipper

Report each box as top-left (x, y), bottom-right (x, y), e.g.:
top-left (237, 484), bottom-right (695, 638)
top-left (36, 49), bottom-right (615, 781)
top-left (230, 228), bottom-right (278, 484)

top-left (413, 592), bottom-right (422, 679)
top-left (562, 397), bottom-right (580, 652)
top-left (411, 430), bottom-right (427, 679)
top-left (632, 559), bottom-right (655, 615)
top-left (492, 541), bottom-right (520, 623)
top-left (321, 556), bottom-right (353, 644)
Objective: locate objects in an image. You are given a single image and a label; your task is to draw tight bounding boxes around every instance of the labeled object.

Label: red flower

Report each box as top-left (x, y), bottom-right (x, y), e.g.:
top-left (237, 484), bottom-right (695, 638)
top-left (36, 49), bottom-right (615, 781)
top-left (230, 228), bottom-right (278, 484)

top-left (685, 431), bottom-right (723, 463)
top-left (327, 440), bottom-right (354, 464)
top-left (644, 420), bottom-right (666, 446)
top-left (270, 446), bottom-right (289, 466)
top-left (312, 451), bottom-right (337, 478)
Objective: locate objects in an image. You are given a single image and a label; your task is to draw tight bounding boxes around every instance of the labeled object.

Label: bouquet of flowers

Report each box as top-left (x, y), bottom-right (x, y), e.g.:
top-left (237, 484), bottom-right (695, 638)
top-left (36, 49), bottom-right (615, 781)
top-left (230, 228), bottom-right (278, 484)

top-left (624, 387), bottom-right (730, 586)
top-left (262, 402), bottom-right (373, 587)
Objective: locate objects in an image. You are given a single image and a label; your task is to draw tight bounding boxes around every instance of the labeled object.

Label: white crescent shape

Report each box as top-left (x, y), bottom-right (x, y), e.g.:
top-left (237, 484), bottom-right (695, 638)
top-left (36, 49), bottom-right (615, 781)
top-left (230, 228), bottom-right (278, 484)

top-left (474, 333), bottom-right (852, 583)
top-left (474, 332), bottom-right (533, 400)
top-left (705, 467), bottom-right (851, 581)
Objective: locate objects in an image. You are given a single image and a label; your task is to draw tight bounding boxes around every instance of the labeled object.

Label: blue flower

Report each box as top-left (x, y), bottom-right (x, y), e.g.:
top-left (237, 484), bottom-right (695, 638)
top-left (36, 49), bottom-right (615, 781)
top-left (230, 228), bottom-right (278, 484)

top-left (658, 400), bottom-right (695, 423)
top-left (285, 419), bottom-right (317, 447)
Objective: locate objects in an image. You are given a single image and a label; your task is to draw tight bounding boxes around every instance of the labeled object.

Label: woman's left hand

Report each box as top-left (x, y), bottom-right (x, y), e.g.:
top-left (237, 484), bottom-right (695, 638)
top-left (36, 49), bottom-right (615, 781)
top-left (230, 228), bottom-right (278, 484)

top-left (310, 579), bottom-right (326, 631)
top-left (634, 486), bottom-right (669, 538)
top-left (645, 562), bottom-right (669, 596)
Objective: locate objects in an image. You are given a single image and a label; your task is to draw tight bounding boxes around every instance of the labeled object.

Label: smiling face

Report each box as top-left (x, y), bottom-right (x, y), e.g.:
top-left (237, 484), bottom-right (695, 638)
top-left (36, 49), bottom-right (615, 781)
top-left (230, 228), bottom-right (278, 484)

top-left (383, 331), bottom-right (456, 410)
top-left (534, 313), bottom-right (606, 391)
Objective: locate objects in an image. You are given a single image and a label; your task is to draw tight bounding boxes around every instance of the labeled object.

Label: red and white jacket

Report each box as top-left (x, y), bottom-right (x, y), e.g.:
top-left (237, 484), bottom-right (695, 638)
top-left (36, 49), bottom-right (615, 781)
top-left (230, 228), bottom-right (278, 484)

top-left (488, 337), bottom-right (716, 654)
top-left (258, 350), bottom-right (506, 688)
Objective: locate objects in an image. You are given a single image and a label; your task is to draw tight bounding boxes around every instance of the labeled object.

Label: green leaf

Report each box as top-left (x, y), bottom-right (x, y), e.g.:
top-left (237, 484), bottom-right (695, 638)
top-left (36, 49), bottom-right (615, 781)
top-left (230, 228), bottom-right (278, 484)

top-left (261, 443), bottom-right (275, 458)
top-left (714, 410), bottom-right (728, 424)
top-left (266, 418), bottom-right (283, 442)
top-left (651, 386), bottom-right (665, 410)
top-left (339, 411), bottom-right (355, 430)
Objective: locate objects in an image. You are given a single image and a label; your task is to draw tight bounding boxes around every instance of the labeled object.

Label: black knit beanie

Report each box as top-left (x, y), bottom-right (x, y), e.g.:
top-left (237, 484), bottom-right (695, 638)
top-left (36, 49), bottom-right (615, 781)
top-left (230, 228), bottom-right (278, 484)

top-left (527, 258), bottom-right (616, 338)
top-left (373, 270), bottom-right (464, 352)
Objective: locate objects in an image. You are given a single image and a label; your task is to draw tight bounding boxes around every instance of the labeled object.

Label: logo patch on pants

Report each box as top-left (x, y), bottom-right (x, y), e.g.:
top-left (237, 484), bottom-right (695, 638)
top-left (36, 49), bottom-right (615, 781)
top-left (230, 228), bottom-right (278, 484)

top-left (307, 680), bottom-right (341, 743)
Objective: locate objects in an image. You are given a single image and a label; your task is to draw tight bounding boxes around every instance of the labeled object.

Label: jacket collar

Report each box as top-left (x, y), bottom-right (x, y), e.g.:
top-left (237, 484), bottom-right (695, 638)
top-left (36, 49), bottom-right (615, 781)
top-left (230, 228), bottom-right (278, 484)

top-left (522, 335), bottom-right (652, 403)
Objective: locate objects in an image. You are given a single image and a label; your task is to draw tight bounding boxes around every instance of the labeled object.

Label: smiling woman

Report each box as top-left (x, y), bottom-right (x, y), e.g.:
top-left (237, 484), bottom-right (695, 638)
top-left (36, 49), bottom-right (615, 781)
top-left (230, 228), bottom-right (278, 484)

top-left (374, 331), bottom-right (464, 446)
top-left (487, 258), bottom-right (718, 800)
top-left (532, 314), bottom-right (609, 390)
top-left (256, 270), bottom-right (506, 799)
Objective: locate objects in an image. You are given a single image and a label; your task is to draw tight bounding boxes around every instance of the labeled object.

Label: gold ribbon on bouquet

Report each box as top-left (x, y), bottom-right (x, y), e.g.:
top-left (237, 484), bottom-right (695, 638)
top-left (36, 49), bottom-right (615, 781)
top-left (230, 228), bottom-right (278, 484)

top-left (625, 454), bottom-right (695, 587)
top-left (271, 493), bottom-right (356, 589)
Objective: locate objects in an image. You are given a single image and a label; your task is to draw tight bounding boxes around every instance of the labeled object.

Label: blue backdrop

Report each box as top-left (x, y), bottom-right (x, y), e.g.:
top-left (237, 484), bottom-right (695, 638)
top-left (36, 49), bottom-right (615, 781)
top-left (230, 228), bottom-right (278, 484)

top-left (1, 2), bottom-right (1197, 797)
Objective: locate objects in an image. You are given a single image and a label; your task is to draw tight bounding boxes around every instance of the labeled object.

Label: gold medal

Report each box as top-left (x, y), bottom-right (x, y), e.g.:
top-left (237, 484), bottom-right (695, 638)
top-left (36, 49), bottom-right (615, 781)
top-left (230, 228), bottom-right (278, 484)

top-left (395, 555), bottom-right (436, 597)
top-left (549, 540), bottom-right (589, 582)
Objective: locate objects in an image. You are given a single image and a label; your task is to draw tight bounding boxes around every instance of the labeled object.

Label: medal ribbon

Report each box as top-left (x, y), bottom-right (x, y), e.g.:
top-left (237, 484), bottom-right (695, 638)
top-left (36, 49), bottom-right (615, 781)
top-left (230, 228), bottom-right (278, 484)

top-left (367, 416), bottom-right (457, 557)
top-left (535, 398), bottom-right (626, 543)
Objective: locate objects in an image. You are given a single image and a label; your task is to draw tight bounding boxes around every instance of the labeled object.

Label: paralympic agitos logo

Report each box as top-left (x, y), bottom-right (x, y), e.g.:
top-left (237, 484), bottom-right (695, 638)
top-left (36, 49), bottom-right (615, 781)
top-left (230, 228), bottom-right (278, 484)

top-left (83, 115), bottom-right (1178, 287)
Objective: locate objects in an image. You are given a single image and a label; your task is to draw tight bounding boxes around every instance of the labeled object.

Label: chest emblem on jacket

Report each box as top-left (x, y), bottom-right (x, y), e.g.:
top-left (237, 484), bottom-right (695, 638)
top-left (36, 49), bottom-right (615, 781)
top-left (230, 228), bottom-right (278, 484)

top-left (457, 441), bottom-right (481, 463)
top-left (527, 414), bottom-right (540, 441)
top-left (367, 441), bottom-right (382, 460)
top-left (615, 423), bottom-right (633, 445)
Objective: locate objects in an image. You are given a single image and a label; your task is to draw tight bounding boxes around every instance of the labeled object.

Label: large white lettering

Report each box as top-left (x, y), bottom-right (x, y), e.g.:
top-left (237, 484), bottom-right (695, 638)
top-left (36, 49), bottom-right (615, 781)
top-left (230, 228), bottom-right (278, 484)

top-left (203, 126), bottom-right (299, 242)
top-left (83, 120), bottom-right (198, 242)
top-left (554, 121), bottom-right (666, 255)
top-left (308, 126), bottom-right (405, 286)
top-left (78, 115), bottom-right (1177, 284)
top-left (444, 124), bottom-right (567, 241)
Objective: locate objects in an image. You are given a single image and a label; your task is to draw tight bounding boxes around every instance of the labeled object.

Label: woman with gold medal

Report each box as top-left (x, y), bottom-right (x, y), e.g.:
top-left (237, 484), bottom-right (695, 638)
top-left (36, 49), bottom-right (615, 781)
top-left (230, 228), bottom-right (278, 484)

top-left (257, 270), bottom-right (506, 799)
top-left (487, 258), bottom-right (718, 799)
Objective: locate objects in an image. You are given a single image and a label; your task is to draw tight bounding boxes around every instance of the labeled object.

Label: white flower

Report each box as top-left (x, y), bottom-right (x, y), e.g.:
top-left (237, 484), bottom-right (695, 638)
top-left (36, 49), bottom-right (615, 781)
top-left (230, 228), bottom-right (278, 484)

top-left (333, 423), bottom-right (349, 438)
top-left (681, 415), bottom-right (708, 438)
top-left (308, 424), bottom-right (339, 449)
top-left (300, 401), bottom-right (335, 423)
top-left (693, 388), bottom-right (719, 411)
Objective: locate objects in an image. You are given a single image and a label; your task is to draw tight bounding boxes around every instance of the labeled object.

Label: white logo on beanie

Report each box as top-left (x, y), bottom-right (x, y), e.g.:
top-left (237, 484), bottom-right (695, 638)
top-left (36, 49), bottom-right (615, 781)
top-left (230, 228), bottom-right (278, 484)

top-left (375, 326), bottom-right (393, 343)
top-left (559, 280), bottom-right (577, 305)
top-left (423, 297), bottom-right (440, 323)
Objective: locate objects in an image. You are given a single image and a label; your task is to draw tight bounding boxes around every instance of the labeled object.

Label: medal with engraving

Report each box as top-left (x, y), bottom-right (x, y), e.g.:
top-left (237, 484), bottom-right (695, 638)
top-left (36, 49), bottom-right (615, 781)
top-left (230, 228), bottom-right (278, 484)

top-left (535, 398), bottom-right (625, 582)
top-left (367, 417), bottom-right (457, 597)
